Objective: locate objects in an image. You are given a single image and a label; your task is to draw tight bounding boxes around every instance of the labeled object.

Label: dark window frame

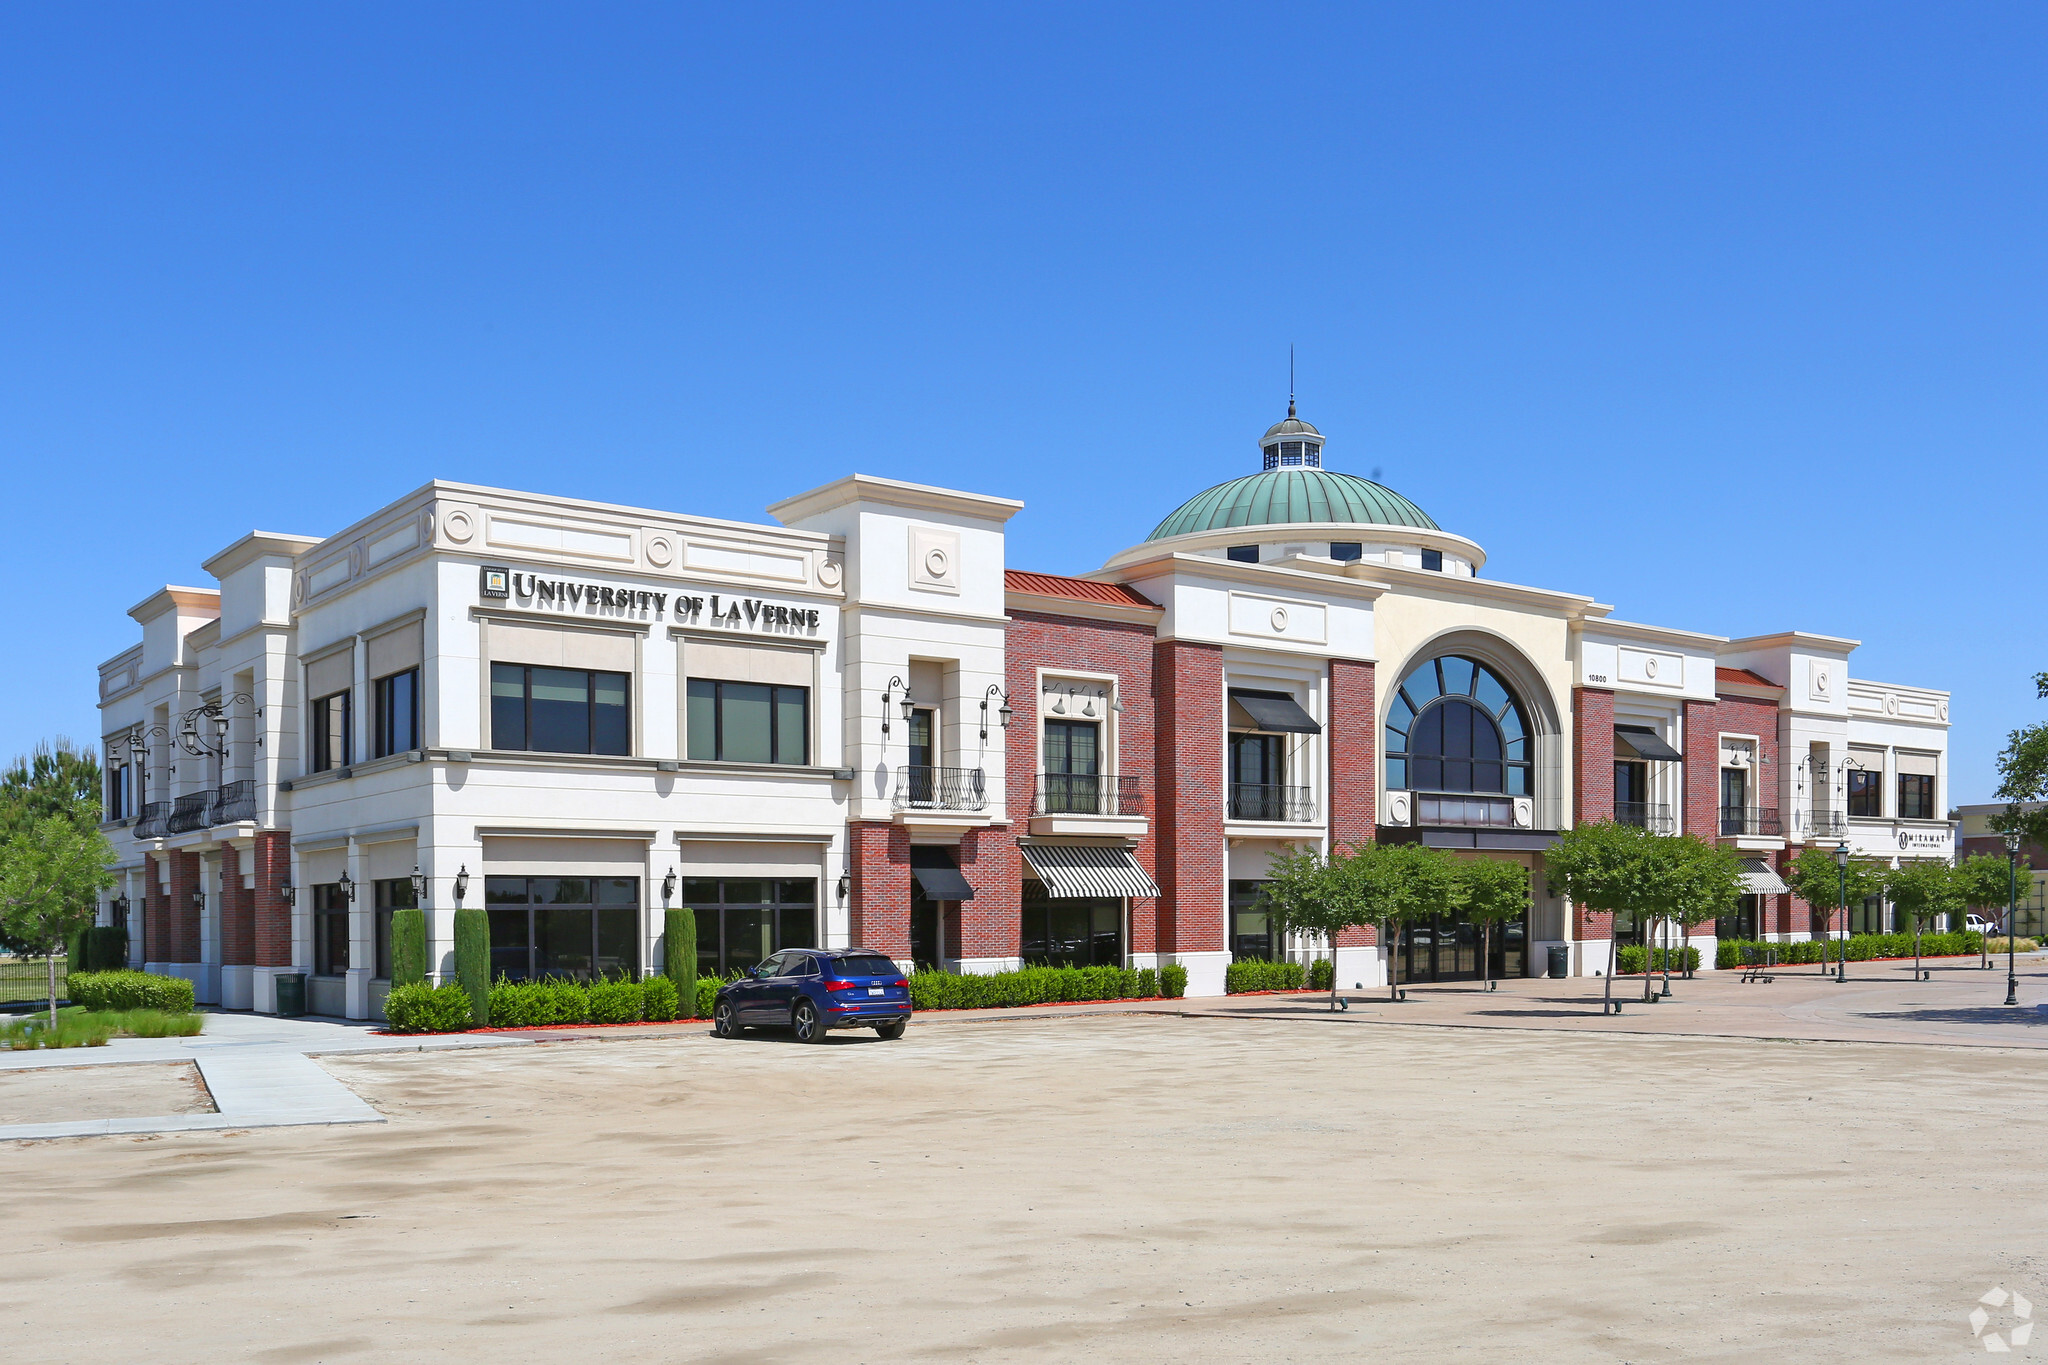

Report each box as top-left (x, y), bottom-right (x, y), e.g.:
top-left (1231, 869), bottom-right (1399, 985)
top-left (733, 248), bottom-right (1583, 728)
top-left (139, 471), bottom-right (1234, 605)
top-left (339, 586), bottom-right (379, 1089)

top-left (491, 663), bottom-right (632, 756)
top-left (1329, 542), bottom-right (1363, 563)
top-left (373, 876), bottom-right (417, 981)
top-left (311, 690), bottom-right (352, 773)
top-left (684, 678), bottom-right (810, 765)
top-left (1226, 545), bottom-right (1260, 564)
top-left (1384, 655), bottom-right (1532, 798)
top-left (1847, 767), bottom-right (1883, 819)
top-left (1019, 883), bottom-right (1124, 967)
top-left (372, 668), bottom-right (420, 758)
top-left (1897, 773), bottom-right (1935, 820)
top-left (481, 875), bottom-right (643, 981)
top-left (1421, 548), bottom-right (1444, 572)
top-left (312, 882), bottom-right (349, 977)
top-left (676, 878), bottom-right (819, 978)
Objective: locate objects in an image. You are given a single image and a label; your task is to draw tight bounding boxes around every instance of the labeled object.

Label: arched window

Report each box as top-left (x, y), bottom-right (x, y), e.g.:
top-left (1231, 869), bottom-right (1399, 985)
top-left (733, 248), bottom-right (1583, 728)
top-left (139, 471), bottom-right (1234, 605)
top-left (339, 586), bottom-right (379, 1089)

top-left (1385, 655), bottom-right (1530, 795)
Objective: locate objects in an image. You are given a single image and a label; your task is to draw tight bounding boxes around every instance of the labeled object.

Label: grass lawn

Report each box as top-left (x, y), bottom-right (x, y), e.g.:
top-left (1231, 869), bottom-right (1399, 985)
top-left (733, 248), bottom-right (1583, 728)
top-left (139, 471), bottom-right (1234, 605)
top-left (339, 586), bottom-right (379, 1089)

top-left (0, 1006), bottom-right (203, 1050)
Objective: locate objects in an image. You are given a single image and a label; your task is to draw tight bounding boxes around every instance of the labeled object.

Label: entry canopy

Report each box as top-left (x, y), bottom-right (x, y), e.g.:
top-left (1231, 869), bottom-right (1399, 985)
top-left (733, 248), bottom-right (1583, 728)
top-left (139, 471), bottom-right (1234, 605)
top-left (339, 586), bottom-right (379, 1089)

top-left (909, 846), bottom-right (975, 901)
top-left (1229, 689), bottom-right (1321, 734)
top-left (1614, 725), bottom-right (1684, 763)
top-left (1738, 857), bottom-right (1791, 895)
top-left (1020, 843), bottom-right (1162, 899)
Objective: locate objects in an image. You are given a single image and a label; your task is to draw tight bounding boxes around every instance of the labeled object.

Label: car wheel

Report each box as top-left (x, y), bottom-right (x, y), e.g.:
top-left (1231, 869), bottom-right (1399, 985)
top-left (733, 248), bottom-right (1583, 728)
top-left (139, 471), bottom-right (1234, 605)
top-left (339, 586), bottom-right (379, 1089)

top-left (873, 1020), bottom-right (906, 1041)
top-left (713, 1000), bottom-right (740, 1039)
top-left (792, 999), bottom-right (825, 1043)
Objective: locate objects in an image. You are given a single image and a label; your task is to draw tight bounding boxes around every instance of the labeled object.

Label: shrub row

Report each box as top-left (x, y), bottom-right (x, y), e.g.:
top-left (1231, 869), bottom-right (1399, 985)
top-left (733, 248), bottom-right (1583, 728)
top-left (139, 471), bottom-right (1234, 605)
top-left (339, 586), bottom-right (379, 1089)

top-left (1615, 946), bottom-right (1701, 975)
top-left (485, 975), bottom-right (683, 1029)
top-left (1308, 958), bottom-right (1335, 991)
top-left (383, 982), bottom-right (473, 1033)
top-left (65, 926), bottom-right (130, 975)
top-left (66, 970), bottom-right (195, 1013)
top-left (1225, 960), bottom-right (1305, 993)
top-left (906, 962), bottom-right (1185, 1011)
top-left (1713, 931), bottom-right (1984, 970)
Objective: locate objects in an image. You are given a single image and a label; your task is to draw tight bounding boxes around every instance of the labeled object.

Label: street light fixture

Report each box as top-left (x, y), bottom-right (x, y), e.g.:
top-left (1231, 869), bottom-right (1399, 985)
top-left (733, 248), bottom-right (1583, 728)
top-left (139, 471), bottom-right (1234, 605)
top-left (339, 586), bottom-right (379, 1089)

top-left (2003, 829), bottom-right (2023, 1007)
top-left (978, 685), bottom-right (1012, 742)
top-left (452, 866), bottom-right (470, 905)
top-left (338, 870), bottom-right (356, 903)
top-left (1833, 841), bottom-right (1850, 983)
top-left (661, 869), bottom-right (677, 905)
top-left (881, 676), bottom-right (911, 738)
top-left (410, 864), bottom-right (428, 907)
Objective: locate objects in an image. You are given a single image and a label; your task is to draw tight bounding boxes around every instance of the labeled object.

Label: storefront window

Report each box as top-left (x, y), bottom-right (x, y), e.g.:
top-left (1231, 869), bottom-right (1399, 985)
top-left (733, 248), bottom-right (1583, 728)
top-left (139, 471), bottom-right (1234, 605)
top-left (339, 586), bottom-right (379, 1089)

top-left (313, 883), bottom-right (348, 976)
top-left (679, 879), bottom-right (817, 977)
top-left (1717, 893), bottom-right (1758, 942)
top-left (484, 875), bottom-right (641, 980)
top-left (1850, 894), bottom-right (1886, 937)
top-left (685, 680), bottom-right (808, 764)
top-left (1230, 879), bottom-right (1275, 960)
top-left (491, 664), bottom-right (630, 756)
top-left (1020, 884), bottom-right (1122, 967)
top-left (373, 876), bottom-right (417, 980)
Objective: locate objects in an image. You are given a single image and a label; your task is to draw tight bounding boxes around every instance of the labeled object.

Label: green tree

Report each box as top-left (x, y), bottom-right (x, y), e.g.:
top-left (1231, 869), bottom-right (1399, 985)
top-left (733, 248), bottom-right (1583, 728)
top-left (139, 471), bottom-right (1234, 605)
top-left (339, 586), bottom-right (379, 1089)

top-left (1260, 844), bottom-right (1358, 1009)
top-left (1454, 857), bottom-right (1530, 991)
top-left (1349, 841), bottom-right (1459, 1002)
top-left (1784, 845), bottom-right (1886, 974)
top-left (1885, 859), bottom-right (1967, 977)
top-left (0, 738), bottom-right (103, 836)
top-left (1545, 821), bottom-right (1739, 1006)
top-left (1993, 671), bottom-right (2048, 851)
top-left (1954, 851), bottom-right (2026, 920)
top-left (0, 816), bottom-right (116, 1025)
top-left (1661, 834), bottom-right (1745, 989)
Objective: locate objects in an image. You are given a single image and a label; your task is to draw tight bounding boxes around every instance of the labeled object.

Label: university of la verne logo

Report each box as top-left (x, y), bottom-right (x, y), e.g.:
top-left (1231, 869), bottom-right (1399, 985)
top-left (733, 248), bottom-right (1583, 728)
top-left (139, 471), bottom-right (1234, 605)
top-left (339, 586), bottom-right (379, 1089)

top-left (1972, 1287), bottom-right (2034, 1352)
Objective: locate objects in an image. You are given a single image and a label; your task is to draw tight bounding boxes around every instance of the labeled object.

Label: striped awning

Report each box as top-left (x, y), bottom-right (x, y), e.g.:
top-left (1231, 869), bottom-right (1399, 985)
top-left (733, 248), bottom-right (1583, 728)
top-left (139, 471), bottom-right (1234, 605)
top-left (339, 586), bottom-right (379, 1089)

top-left (1020, 843), bottom-right (1161, 899)
top-left (1739, 857), bottom-right (1790, 895)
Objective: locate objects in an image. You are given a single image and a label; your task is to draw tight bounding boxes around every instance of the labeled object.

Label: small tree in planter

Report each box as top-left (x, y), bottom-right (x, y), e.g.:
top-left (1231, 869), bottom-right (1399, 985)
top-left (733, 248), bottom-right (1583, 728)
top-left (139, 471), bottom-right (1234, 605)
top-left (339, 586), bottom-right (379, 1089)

top-left (1545, 821), bottom-right (1732, 1009)
top-left (1259, 844), bottom-right (1354, 1009)
top-left (1786, 846), bottom-right (1885, 978)
top-left (1346, 841), bottom-right (1458, 1002)
top-left (1660, 835), bottom-right (1744, 993)
top-left (1455, 857), bottom-right (1530, 992)
top-left (1886, 858), bottom-right (1967, 980)
top-left (664, 906), bottom-right (699, 1018)
top-left (0, 816), bottom-right (115, 1026)
top-left (1953, 851), bottom-right (2024, 967)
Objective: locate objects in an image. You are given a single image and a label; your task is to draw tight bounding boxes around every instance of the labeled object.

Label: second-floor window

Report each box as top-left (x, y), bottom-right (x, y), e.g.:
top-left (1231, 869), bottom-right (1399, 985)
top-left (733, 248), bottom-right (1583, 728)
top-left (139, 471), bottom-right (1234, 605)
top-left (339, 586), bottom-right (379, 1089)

top-left (311, 691), bottom-right (352, 772)
top-left (686, 679), bottom-right (808, 765)
top-left (1898, 773), bottom-right (1935, 820)
top-left (1043, 719), bottom-right (1101, 812)
top-left (1847, 767), bottom-right (1883, 819)
top-left (373, 668), bottom-right (419, 758)
top-left (493, 664), bottom-right (630, 755)
top-left (105, 763), bottom-right (128, 820)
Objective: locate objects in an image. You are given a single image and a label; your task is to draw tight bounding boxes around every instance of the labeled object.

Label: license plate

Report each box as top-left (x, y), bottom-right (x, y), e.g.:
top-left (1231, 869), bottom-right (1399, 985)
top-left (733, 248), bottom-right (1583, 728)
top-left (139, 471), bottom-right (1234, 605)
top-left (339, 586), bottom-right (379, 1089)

top-left (867, 987), bottom-right (883, 996)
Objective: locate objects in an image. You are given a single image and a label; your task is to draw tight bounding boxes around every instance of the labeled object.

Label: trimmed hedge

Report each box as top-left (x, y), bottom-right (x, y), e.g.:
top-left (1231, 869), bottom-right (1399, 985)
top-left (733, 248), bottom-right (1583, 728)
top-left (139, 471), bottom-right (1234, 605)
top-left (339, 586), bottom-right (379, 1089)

top-left (454, 907), bottom-right (490, 1025)
top-left (644, 975), bottom-right (680, 1022)
top-left (908, 964), bottom-right (1156, 1011)
top-left (1226, 960), bottom-right (1306, 993)
top-left (1161, 964), bottom-right (1188, 999)
top-left (1713, 931), bottom-right (1984, 970)
top-left (1309, 957), bottom-right (1335, 991)
top-left (84, 926), bottom-right (129, 972)
top-left (390, 909), bottom-right (427, 988)
top-left (1616, 946), bottom-right (1700, 975)
top-left (67, 970), bottom-right (196, 1013)
top-left (384, 982), bottom-right (473, 1033)
top-left (664, 908), bottom-right (698, 1018)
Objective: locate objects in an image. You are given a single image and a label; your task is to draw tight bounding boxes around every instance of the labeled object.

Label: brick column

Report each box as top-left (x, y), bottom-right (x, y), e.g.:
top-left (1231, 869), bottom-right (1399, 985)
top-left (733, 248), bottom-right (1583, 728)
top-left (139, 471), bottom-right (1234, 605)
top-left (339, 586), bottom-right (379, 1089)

top-left (144, 853), bottom-right (167, 964)
top-left (1329, 657), bottom-right (1379, 949)
top-left (167, 851), bottom-right (203, 964)
top-left (957, 824), bottom-right (1020, 961)
top-left (1153, 640), bottom-right (1225, 955)
top-left (1682, 699), bottom-right (1721, 841)
top-left (850, 821), bottom-right (911, 960)
top-left (251, 831), bottom-right (293, 967)
top-left (220, 844), bottom-right (254, 966)
top-left (1571, 687), bottom-right (1616, 944)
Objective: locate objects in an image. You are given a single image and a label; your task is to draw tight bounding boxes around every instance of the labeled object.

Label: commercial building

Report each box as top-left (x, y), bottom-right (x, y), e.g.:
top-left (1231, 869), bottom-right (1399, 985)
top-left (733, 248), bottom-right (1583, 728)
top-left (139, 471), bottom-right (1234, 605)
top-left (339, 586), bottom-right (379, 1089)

top-left (93, 406), bottom-right (1954, 1014)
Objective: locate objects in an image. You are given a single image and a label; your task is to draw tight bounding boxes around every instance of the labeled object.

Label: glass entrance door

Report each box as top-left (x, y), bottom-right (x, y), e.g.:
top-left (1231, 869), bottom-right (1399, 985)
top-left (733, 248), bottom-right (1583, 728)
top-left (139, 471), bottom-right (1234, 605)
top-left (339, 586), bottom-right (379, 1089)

top-left (1397, 912), bottom-right (1527, 982)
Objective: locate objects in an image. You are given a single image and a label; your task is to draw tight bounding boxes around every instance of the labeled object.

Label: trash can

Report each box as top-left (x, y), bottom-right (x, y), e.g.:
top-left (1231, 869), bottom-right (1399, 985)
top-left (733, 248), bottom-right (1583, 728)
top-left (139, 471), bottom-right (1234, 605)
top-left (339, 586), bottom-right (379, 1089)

top-left (1547, 946), bottom-right (1570, 980)
top-left (274, 972), bottom-right (306, 1018)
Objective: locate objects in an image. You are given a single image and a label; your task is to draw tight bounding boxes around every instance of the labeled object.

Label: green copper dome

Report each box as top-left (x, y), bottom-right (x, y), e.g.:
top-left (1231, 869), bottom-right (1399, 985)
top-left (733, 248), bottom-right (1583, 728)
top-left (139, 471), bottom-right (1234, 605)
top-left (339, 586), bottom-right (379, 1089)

top-left (1146, 467), bottom-right (1439, 542)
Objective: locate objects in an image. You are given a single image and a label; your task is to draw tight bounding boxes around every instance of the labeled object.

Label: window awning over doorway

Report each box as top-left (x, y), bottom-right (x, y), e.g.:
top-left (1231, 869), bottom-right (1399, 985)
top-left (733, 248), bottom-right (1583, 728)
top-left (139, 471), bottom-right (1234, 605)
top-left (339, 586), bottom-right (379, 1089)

top-left (1614, 725), bottom-right (1684, 762)
top-left (1020, 843), bottom-right (1161, 899)
top-left (909, 846), bottom-right (975, 901)
top-left (1738, 857), bottom-right (1790, 895)
top-left (1229, 689), bottom-right (1321, 734)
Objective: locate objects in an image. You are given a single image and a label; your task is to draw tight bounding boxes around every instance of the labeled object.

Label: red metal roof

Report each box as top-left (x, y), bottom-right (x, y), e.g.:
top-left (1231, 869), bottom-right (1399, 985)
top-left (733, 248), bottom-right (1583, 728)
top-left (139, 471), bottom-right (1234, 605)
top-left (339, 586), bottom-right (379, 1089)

top-left (1005, 569), bottom-right (1158, 609)
top-left (1716, 666), bottom-right (1781, 691)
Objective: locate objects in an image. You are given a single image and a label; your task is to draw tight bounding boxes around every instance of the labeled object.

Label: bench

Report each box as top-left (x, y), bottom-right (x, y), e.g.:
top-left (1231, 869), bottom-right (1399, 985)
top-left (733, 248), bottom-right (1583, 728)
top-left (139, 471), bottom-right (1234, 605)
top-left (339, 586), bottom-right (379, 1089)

top-left (1738, 945), bottom-right (1776, 984)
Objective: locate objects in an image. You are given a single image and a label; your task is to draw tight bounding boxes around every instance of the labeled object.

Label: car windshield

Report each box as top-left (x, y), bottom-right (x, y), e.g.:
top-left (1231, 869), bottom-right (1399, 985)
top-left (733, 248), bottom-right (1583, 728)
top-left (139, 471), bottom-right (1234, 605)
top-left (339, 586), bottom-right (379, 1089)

top-left (832, 955), bottom-right (901, 978)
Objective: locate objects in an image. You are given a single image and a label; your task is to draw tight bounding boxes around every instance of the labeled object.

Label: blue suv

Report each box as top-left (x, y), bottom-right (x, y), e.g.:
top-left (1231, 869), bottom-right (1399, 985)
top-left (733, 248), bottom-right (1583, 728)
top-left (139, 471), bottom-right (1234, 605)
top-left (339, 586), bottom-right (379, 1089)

top-left (712, 947), bottom-right (913, 1043)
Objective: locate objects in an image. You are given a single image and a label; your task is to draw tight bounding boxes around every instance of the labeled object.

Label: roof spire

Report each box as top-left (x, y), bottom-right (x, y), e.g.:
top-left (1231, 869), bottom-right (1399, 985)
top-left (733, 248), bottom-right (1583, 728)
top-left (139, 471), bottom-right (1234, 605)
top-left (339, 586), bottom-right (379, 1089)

top-left (1288, 344), bottom-right (1296, 419)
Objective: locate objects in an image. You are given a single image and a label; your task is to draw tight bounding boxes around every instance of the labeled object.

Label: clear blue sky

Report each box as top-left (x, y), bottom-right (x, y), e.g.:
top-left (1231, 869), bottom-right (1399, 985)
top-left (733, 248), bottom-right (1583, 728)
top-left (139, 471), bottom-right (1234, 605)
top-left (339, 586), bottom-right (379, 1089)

top-left (3, 4), bottom-right (2042, 801)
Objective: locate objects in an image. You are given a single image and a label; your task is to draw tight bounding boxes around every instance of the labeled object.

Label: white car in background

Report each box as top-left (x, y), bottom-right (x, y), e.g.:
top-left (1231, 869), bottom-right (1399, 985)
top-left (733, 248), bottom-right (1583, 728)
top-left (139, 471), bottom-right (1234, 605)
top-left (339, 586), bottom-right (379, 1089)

top-left (1965, 914), bottom-right (2002, 937)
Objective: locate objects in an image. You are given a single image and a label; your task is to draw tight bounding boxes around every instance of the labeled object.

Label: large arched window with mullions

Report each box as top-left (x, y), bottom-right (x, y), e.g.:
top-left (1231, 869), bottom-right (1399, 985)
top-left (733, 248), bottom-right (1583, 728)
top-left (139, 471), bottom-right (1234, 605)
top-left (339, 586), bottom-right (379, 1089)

top-left (1384, 655), bottom-right (1531, 796)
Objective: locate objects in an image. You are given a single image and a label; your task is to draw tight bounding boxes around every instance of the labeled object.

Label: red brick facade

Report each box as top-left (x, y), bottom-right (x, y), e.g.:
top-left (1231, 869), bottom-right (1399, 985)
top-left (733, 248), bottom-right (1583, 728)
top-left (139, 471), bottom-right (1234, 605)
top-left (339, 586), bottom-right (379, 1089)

top-left (849, 820), bottom-right (911, 960)
top-left (220, 843), bottom-right (254, 966)
top-left (167, 850), bottom-right (202, 963)
top-left (144, 853), bottom-right (167, 963)
top-left (956, 824), bottom-right (1020, 959)
top-left (1328, 657), bottom-right (1379, 948)
top-left (1682, 694), bottom-right (1803, 936)
top-left (1571, 686), bottom-right (1615, 942)
top-left (251, 831), bottom-right (292, 968)
top-left (1153, 639), bottom-right (1226, 955)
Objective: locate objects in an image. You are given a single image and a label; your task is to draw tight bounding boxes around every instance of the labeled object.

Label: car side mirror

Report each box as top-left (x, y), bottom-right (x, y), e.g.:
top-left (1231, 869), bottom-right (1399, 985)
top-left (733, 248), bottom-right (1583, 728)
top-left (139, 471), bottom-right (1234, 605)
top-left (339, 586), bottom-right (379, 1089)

top-left (750, 965), bottom-right (766, 979)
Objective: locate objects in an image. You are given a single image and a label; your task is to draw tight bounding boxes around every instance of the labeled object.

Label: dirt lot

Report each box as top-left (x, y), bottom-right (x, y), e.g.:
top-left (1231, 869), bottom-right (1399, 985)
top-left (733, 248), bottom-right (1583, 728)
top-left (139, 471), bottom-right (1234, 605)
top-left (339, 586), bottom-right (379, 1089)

top-left (0, 1060), bottom-right (212, 1124)
top-left (2, 1014), bottom-right (2043, 1363)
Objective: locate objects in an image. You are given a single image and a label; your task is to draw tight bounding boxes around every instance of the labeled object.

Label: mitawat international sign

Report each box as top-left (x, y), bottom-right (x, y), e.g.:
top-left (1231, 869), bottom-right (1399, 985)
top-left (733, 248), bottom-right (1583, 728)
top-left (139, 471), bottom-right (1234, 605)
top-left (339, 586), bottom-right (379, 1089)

top-left (481, 567), bottom-right (822, 633)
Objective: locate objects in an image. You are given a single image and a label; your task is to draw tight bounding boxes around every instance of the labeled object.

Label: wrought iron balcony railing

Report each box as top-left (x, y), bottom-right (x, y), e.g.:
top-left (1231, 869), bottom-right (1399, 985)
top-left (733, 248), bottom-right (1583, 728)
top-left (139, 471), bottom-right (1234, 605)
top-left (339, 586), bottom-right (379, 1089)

top-left (1615, 801), bottom-right (1675, 834)
top-left (1033, 773), bottom-right (1145, 817)
top-left (213, 779), bottom-right (257, 825)
top-left (131, 801), bottom-right (171, 840)
top-left (1802, 808), bottom-right (1847, 838)
top-left (1228, 783), bottom-right (1317, 823)
top-left (894, 765), bottom-right (989, 813)
top-left (1719, 806), bottom-right (1783, 837)
top-left (166, 790), bottom-right (216, 834)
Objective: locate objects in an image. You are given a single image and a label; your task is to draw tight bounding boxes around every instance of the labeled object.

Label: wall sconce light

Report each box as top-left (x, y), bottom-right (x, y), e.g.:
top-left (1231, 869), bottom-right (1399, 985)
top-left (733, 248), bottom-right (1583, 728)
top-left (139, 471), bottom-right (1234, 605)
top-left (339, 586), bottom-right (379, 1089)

top-left (410, 864), bottom-right (428, 905)
top-left (1050, 688), bottom-right (1066, 715)
top-left (453, 865), bottom-right (470, 905)
top-left (882, 675), bottom-right (910, 737)
top-left (661, 869), bottom-right (677, 904)
top-left (112, 895), bottom-right (129, 918)
top-left (979, 685), bottom-right (1012, 741)
top-left (190, 887), bottom-right (206, 911)
top-left (339, 870), bottom-right (357, 903)
top-left (1081, 690), bottom-right (1096, 718)
top-left (280, 882), bottom-right (296, 906)
top-left (836, 872), bottom-right (851, 901)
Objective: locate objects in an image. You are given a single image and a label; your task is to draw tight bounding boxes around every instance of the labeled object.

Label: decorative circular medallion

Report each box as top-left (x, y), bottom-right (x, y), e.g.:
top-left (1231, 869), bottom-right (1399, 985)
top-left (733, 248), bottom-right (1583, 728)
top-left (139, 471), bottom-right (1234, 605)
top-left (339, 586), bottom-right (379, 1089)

top-left (1270, 606), bottom-right (1289, 631)
top-left (444, 509), bottom-right (475, 544)
top-left (924, 547), bottom-right (950, 579)
top-left (818, 562), bottom-right (843, 588)
top-left (646, 535), bottom-right (674, 568)
top-left (1939, 700), bottom-right (1949, 721)
top-left (1388, 792), bottom-right (1410, 824)
top-left (1814, 666), bottom-right (1829, 694)
top-left (1885, 693), bottom-right (1898, 715)
top-left (1643, 657), bottom-right (1659, 678)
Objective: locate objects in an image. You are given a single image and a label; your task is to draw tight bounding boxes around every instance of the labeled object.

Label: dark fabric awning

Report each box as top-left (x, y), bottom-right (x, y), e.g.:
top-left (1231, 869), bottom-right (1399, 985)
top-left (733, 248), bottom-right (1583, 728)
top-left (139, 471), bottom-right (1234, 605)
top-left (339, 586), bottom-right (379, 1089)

top-left (908, 847), bottom-right (974, 901)
top-left (1738, 857), bottom-right (1790, 895)
top-left (1020, 843), bottom-right (1161, 899)
top-left (1230, 689), bottom-right (1321, 734)
top-left (1615, 725), bottom-right (1684, 763)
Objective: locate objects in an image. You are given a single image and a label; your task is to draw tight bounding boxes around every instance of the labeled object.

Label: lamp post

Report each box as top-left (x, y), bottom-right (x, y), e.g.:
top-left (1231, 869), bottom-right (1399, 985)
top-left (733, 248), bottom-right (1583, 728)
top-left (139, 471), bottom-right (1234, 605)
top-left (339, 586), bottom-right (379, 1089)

top-left (2004, 830), bottom-right (2022, 1007)
top-left (1833, 841), bottom-right (1850, 983)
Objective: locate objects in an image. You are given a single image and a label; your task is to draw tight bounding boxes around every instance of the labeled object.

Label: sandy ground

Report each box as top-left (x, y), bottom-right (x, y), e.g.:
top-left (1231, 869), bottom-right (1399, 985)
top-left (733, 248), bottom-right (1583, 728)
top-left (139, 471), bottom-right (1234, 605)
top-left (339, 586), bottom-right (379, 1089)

top-left (2, 1015), bottom-right (2043, 1364)
top-left (0, 1061), bottom-right (212, 1124)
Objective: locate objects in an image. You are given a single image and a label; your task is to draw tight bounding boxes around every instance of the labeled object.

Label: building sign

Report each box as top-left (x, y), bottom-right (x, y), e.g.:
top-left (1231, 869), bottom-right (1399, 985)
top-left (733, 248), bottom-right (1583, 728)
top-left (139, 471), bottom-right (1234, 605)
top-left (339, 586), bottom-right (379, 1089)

top-left (480, 566), bottom-right (821, 635)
